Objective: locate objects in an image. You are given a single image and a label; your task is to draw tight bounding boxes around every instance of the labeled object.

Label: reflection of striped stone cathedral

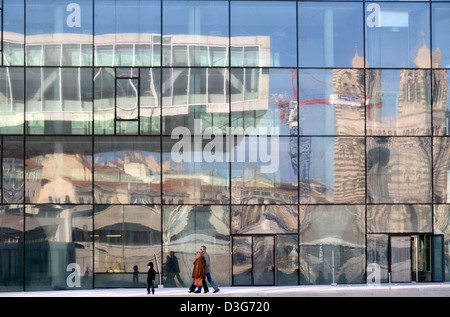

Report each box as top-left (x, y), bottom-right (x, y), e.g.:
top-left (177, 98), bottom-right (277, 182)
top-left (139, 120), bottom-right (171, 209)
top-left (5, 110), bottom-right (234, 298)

top-left (331, 50), bottom-right (365, 204)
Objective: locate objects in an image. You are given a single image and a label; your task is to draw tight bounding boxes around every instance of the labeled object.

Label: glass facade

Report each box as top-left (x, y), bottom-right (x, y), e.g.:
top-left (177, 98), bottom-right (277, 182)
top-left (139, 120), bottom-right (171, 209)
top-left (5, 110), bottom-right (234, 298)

top-left (0, 0), bottom-right (449, 292)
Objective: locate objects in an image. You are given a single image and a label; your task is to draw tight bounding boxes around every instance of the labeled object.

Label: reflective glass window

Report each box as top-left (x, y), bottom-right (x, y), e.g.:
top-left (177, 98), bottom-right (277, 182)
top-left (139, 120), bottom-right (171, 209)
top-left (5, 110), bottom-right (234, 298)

top-left (231, 68), bottom-right (297, 136)
top-left (3, 0), bottom-right (25, 66)
top-left (162, 137), bottom-right (230, 205)
top-left (3, 137), bottom-right (24, 204)
top-left (366, 69), bottom-right (431, 136)
top-left (365, 2), bottom-right (430, 68)
top-left (162, 205), bottom-right (230, 287)
top-left (432, 3), bottom-right (450, 68)
top-left (162, 68), bottom-right (229, 135)
top-left (94, 0), bottom-right (161, 67)
top-left (26, 0), bottom-right (93, 66)
top-left (0, 205), bottom-right (24, 292)
top-left (163, 0), bottom-right (229, 67)
top-left (230, 1), bottom-right (297, 67)
top-left (140, 68), bottom-right (161, 135)
top-left (298, 2), bottom-right (364, 68)
top-left (231, 205), bottom-right (298, 234)
top-left (433, 70), bottom-right (450, 136)
top-left (299, 205), bottom-right (366, 285)
top-left (299, 69), bottom-right (365, 136)
top-left (433, 137), bottom-right (450, 203)
top-left (367, 137), bottom-right (432, 204)
top-left (25, 136), bottom-right (92, 204)
top-left (94, 205), bottom-right (161, 277)
top-left (299, 137), bottom-right (365, 204)
top-left (94, 136), bottom-right (161, 204)
top-left (0, 68), bottom-right (24, 134)
top-left (231, 136), bottom-right (298, 204)
top-left (367, 234), bottom-right (389, 283)
top-left (433, 205), bottom-right (450, 281)
top-left (94, 68), bottom-right (115, 134)
top-left (25, 205), bottom-right (93, 291)
top-left (367, 205), bottom-right (432, 233)
top-left (26, 68), bottom-right (93, 135)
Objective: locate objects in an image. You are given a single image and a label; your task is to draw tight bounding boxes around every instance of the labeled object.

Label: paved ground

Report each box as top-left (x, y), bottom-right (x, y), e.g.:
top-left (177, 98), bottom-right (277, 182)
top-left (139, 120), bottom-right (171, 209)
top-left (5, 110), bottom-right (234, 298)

top-left (1, 282), bottom-right (449, 297)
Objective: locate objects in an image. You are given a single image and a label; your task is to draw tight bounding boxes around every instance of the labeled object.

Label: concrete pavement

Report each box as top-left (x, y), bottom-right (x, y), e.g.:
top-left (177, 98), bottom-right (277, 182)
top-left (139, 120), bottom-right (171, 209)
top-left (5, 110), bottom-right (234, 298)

top-left (1, 282), bottom-right (449, 297)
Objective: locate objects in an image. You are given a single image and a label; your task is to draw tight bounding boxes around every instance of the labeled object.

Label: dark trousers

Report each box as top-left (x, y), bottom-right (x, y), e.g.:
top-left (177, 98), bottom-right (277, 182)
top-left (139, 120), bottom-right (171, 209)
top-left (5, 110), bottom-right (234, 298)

top-left (189, 279), bottom-right (209, 292)
top-left (147, 280), bottom-right (155, 294)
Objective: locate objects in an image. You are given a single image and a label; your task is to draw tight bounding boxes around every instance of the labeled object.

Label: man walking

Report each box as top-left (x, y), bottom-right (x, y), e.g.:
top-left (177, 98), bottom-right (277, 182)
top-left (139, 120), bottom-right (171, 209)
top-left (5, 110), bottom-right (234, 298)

top-left (200, 245), bottom-right (220, 293)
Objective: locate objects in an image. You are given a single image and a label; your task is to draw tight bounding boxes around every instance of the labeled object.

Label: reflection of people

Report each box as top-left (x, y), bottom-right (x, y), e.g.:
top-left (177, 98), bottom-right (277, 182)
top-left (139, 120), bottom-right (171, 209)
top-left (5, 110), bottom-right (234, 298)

top-left (191, 252), bottom-right (206, 294)
top-left (201, 245), bottom-right (220, 293)
top-left (133, 265), bottom-right (139, 285)
top-left (165, 251), bottom-right (185, 287)
top-left (147, 262), bottom-right (156, 295)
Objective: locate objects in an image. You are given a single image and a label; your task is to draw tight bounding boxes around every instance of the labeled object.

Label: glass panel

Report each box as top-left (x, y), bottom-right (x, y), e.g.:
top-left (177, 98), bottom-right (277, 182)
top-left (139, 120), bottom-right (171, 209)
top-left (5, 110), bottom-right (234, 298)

top-left (116, 79), bottom-right (139, 120)
top-left (433, 70), bottom-right (450, 136)
top-left (163, 0), bottom-right (229, 67)
top-left (0, 68), bottom-right (24, 134)
top-left (367, 205), bottom-right (432, 233)
top-left (365, 2), bottom-right (430, 68)
top-left (26, 68), bottom-right (93, 135)
top-left (231, 205), bottom-right (298, 234)
top-left (390, 236), bottom-right (411, 283)
top-left (299, 205), bottom-right (366, 285)
top-left (25, 205), bottom-right (93, 291)
top-left (94, 136), bottom-right (161, 204)
top-left (94, 205), bottom-right (161, 278)
top-left (367, 137), bottom-right (432, 204)
top-left (25, 136), bottom-right (92, 204)
top-left (432, 235), bottom-right (444, 282)
top-left (231, 136), bottom-right (298, 204)
top-left (3, 137), bottom-right (24, 204)
top-left (299, 69), bottom-right (365, 136)
top-left (433, 137), bottom-right (450, 203)
top-left (94, 0), bottom-right (161, 67)
top-left (300, 137), bottom-right (365, 204)
top-left (231, 68), bottom-right (297, 136)
top-left (277, 235), bottom-right (298, 286)
top-left (162, 137), bottom-right (229, 204)
top-left (298, 2), bottom-right (364, 68)
top-left (433, 205), bottom-right (450, 281)
top-left (367, 234), bottom-right (389, 283)
top-left (432, 4), bottom-right (450, 69)
top-left (162, 68), bottom-right (229, 135)
top-left (366, 69), bottom-right (431, 136)
top-left (0, 205), bottom-right (24, 292)
top-left (140, 68), bottom-right (161, 135)
top-left (230, 1), bottom-right (297, 67)
top-left (94, 68), bottom-right (115, 134)
top-left (232, 236), bottom-right (252, 285)
top-left (26, 0), bottom-right (93, 66)
top-left (253, 236), bottom-right (274, 285)
top-left (162, 205), bottom-right (230, 287)
top-left (3, 0), bottom-right (25, 66)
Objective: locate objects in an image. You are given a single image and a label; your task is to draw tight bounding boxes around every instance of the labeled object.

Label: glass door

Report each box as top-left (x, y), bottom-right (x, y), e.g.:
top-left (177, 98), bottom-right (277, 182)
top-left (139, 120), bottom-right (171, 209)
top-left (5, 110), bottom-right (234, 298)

top-left (232, 235), bottom-right (275, 286)
top-left (390, 236), bottom-right (412, 283)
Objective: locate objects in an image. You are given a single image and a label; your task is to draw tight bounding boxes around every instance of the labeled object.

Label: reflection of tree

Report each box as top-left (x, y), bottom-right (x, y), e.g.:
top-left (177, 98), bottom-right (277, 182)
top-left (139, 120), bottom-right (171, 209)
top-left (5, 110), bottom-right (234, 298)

top-left (367, 141), bottom-right (391, 203)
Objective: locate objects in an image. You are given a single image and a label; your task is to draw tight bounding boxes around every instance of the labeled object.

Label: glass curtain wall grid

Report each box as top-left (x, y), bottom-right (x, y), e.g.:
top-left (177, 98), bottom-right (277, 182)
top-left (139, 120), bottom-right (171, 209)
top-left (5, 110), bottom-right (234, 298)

top-left (0, 0), bottom-right (449, 291)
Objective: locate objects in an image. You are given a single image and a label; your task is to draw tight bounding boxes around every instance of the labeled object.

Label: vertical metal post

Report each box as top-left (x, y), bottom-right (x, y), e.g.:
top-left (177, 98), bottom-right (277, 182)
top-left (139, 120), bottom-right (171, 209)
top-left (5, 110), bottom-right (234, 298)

top-left (154, 253), bottom-right (164, 288)
top-left (331, 250), bottom-right (337, 286)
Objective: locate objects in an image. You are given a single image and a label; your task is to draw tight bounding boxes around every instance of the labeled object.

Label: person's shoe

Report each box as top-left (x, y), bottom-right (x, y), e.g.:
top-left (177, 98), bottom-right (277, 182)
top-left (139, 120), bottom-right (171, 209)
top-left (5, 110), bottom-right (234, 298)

top-left (194, 290), bottom-right (201, 293)
top-left (213, 289), bottom-right (220, 293)
top-left (152, 292), bottom-right (155, 295)
top-left (147, 292), bottom-right (150, 295)
top-left (204, 291), bottom-right (209, 293)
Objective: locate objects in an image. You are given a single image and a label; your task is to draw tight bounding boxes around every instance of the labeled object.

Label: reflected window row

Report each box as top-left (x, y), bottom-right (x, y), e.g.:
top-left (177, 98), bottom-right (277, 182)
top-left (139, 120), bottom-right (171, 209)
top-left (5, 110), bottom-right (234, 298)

top-left (0, 135), bottom-right (448, 205)
top-left (1, 203), bottom-right (447, 290)
top-left (3, 1), bottom-right (450, 68)
top-left (0, 67), bottom-right (449, 136)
